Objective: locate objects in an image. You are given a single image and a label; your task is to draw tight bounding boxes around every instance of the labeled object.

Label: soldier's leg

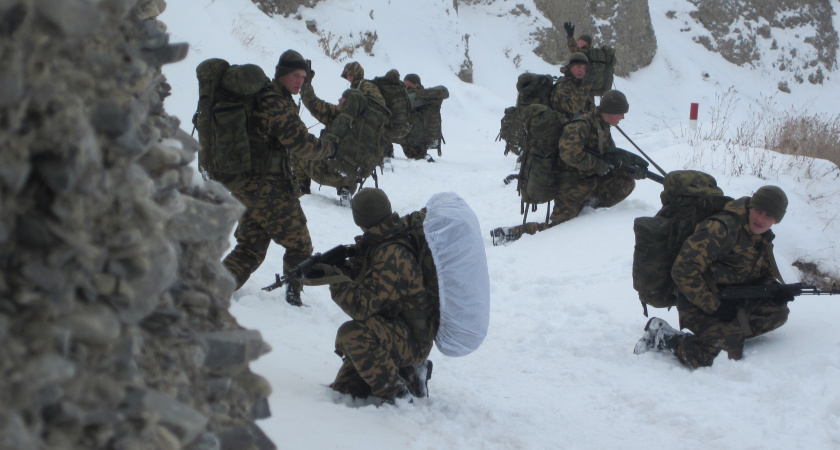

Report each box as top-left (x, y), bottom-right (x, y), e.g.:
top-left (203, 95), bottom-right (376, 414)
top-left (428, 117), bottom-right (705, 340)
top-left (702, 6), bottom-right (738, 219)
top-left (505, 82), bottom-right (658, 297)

top-left (548, 177), bottom-right (598, 224)
top-left (589, 174), bottom-right (636, 208)
top-left (334, 316), bottom-right (419, 398)
top-left (677, 306), bottom-right (743, 367)
top-left (302, 160), bottom-right (356, 194)
top-left (222, 185), bottom-right (272, 289)
top-left (745, 299), bottom-right (790, 338)
top-left (251, 195), bottom-right (313, 274)
top-left (330, 357), bottom-right (373, 398)
top-left (401, 144), bottom-right (426, 160)
top-left (290, 155), bottom-right (311, 195)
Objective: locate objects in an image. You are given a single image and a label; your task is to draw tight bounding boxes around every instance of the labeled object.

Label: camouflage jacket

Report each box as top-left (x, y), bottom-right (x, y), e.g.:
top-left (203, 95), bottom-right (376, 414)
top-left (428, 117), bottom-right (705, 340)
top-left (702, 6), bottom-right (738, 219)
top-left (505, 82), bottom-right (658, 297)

top-left (299, 83), bottom-right (340, 126)
top-left (330, 213), bottom-right (428, 326)
top-left (550, 67), bottom-right (593, 123)
top-left (566, 36), bottom-right (592, 55)
top-left (557, 108), bottom-right (613, 176)
top-left (672, 197), bottom-right (778, 314)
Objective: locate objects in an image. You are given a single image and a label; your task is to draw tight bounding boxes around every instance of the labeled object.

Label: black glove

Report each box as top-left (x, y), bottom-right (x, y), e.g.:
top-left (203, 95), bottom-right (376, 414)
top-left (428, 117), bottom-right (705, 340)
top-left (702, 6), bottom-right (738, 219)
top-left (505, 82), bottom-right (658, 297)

top-left (595, 161), bottom-right (611, 176)
top-left (712, 301), bottom-right (738, 322)
top-left (773, 291), bottom-right (795, 305)
top-left (563, 22), bottom-right (575, 38)
top-left (624, 165), bottom-right (648, 180)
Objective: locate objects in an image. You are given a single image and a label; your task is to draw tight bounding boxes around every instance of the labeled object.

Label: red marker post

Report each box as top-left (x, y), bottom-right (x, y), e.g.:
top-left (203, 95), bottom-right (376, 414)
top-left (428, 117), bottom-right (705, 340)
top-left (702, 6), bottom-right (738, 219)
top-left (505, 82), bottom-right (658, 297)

top-left (689, 102), bottom-right (699, 131)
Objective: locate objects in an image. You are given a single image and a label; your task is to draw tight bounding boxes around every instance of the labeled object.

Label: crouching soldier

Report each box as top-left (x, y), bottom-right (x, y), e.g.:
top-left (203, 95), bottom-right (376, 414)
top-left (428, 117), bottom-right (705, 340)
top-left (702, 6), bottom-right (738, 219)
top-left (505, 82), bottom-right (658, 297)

top-left (635, 186), bottom-right (791, 368)
top-left (303, 188), bottom-right (437, 403)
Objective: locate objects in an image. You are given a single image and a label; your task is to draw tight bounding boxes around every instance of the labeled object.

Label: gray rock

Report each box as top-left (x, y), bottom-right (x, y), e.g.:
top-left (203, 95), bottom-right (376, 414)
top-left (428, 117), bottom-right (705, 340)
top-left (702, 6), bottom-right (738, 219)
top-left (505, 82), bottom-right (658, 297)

top-left (34, 0), bottom-right (103, 37)
top-left (198, 330), bottom-right (268, 369)
top-left (122, 388), bottom-right (209, 446)
top-left (55, 304), bottom-right (122, 345)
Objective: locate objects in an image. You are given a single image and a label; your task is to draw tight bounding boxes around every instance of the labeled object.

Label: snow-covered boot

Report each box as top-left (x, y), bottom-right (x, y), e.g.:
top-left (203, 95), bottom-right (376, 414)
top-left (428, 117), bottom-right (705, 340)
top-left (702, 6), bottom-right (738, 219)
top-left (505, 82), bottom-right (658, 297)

top-left (634, 317), bottom-right (683, 354)
top-left (400, 360), bottom-right (433, 398)
top-left (490, 226), bottom-right (522, 246)
top-left (424, 153), bottom-right (436, 163)
top-left (381, 157), bottom-right (393, 173)
top-left (285, 278), bottom-right (303, 307)
top-left (338, 187), bottom-right (353, 207)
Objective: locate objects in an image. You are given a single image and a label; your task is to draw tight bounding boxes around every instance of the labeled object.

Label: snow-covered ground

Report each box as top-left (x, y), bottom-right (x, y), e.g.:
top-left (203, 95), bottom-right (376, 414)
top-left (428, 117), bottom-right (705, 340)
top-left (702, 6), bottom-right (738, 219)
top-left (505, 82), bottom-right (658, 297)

top-left (161, 1), bottom-right (840, 448)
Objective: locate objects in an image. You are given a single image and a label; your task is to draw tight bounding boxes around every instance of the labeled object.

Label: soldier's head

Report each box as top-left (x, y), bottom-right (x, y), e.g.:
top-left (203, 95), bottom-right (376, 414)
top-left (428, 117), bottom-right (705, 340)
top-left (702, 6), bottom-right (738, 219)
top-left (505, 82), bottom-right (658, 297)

top-left (568, 52), bottom-right (588, 80)
top-left (599, 90), bottom-right (629, 126)
top-left (404, 73), bottom-right (421, 88)
top-left (341, 61), bottom-right (364, 85)
top-left (385, 69), bottom-right (401, 82)
top-left (577, 34), bottom-right (592, 49)
top-left (352, 188), bottom-right (392, 230)
top-left (274, 49), bottom-right (309, 94)
top-left (749, 186), bottom-right (788, 234)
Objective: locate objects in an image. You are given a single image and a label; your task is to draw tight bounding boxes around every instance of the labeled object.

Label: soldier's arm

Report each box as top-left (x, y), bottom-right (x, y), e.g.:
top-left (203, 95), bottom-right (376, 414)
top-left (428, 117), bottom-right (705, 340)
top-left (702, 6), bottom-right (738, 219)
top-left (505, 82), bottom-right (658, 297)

top-left (671, 219), bottom-right (735, 314)
top-left (557, 120), bottom-right (608, 174)
top-left (567, 35), bottom-right (581, 54)
top-left (329, 245), bottom-right (418, 321)
top-left (264, 95), bottom-right (335, 161)
top-left (300, 83), bottom-right (340, 125)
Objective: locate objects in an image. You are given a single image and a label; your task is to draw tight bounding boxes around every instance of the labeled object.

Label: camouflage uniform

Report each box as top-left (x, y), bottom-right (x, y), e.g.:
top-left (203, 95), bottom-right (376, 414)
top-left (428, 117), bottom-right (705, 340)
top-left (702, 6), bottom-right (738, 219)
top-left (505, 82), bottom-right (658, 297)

top-left (329, 213), bottom-right (436, 399)
top-left (397, 82), bottom-right (428, 160)
top-left (566, 36), bottom-right (592, 57)
top-left (550, 65), bottom-right (594, 120)
top-left (512, 107), bottom-right (635, 236)
top-left (671, 197), bottom-right (789, 367)
top-left (296, 83), bottom-right (358, 194)
top-left (222, 80), bottom-right (334, 290)
top-left (342, 62), bottom-right (391, 162)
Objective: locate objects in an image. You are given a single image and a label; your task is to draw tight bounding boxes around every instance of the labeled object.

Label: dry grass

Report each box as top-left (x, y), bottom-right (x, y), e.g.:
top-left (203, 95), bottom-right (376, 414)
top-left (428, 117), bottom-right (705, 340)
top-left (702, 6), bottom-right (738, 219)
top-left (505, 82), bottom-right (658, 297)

top-left (792, 259), bottom-right (840, 291)
top-left (764, 112), bottom-right (840, 169)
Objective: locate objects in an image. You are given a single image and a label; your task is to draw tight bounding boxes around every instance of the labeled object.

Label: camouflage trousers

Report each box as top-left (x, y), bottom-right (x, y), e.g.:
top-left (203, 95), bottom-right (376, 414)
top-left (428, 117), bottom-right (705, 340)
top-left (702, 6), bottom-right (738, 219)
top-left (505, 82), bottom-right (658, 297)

top-left (516, 173), bottom-right (635, 235)
top-left (331, 315), bottom-right (431, 398)
top-left (222, 178), bottom-right (313, 290)
top-left (294, 159), bottom-right (358, 195)
top-left (675, 298), bottom-right (790, 368)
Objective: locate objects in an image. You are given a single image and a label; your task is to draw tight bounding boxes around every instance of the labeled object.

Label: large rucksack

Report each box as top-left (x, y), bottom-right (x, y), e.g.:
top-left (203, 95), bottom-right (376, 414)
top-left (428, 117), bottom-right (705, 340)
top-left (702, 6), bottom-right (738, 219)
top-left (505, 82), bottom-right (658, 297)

top-left (632, 170), bottom-right (733, 316)
top-left (398, 192), bottom-right (490, 357)
top-left (370, 75), bottom-right (411, 140)
top-left (496, 73), bottom-right (556, 157)
top-left (320, 88), bottom-right (390, 181)
top-left (516, 103), bottom-right (566, 209)
top-left (404, 86), bottom-right (449, 156)
top-left (193, 58), bottom-right (270, 186)
top-left (587, 47), bottom-right (617, 97)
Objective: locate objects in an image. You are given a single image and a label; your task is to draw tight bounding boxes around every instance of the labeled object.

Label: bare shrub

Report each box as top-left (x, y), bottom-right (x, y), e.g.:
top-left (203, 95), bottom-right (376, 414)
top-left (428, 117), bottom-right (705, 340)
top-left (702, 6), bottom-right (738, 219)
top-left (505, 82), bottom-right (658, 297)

top-left (764, 112), bottom-right (840, 169)
top-left (793, 259), bottom-right (840, 291)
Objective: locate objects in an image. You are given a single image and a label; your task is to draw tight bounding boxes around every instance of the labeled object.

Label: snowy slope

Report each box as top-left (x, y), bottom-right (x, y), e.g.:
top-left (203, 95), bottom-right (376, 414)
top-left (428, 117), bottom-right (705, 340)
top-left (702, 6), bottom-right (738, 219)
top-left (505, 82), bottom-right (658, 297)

top-left (161, 1), bottom-right (840, 448)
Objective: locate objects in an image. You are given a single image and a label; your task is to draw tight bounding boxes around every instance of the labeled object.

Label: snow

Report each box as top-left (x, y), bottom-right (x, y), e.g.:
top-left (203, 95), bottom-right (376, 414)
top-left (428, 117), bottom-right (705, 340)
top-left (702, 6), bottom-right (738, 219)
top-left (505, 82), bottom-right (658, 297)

top-left (160, 0), bottom-right (840, 448)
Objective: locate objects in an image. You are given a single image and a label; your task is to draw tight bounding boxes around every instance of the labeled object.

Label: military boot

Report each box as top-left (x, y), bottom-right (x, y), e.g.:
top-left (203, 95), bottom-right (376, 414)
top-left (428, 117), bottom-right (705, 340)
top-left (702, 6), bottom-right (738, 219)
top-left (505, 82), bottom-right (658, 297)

top-left (399, 360), bottom-right (433, 398)
top-left (285, 278), bottom-right (303, 307)
top-left (634, 317), bottom-right (684, 355)
top-left (378, 378), bottom-right (411, 406)
top-left (338, 187), bottom-right (353, 208)
top-left (490, 226), bottom-right (522, 246)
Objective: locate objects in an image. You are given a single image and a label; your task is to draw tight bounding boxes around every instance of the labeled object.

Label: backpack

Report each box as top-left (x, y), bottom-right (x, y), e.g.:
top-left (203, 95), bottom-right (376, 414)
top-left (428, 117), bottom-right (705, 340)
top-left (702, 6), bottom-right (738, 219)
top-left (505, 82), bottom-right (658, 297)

top-left (497, 73), bottom-right (556, 157)
top-left (587, 47), bottom-right (617, 97)
top-left (516, 103), bottom-right (566, 208)
top-left (321, 88), bottom-right (390, 181)
top-left (370, 75), bottom-right (411, 139)
top-left (632, 170), bottom-right (733, 316)
top-left (404, 86), bottom-right (449, 156)
top-left (193, 58), bottom-right (270, 186)
top-left (397, 192), bottom-right (490, 357)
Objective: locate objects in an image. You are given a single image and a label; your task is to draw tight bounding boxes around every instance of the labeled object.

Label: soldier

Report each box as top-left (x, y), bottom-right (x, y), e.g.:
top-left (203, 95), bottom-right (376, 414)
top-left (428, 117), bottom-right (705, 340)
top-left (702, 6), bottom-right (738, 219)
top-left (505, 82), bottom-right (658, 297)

top-left (635, 186), bottom-right (791, 368)
top-left (221, 49), bottom-right (337, 306)
top-left (398, 73), bottom-right (429, 161)
top-left (564, 21), bottom-right (592, 56)
top-left (550, 52), bottom-right (594, 121)
top-left (304, 188), bottom-right (436, 403)
top-left (491, 90), bottom-right (640, 245)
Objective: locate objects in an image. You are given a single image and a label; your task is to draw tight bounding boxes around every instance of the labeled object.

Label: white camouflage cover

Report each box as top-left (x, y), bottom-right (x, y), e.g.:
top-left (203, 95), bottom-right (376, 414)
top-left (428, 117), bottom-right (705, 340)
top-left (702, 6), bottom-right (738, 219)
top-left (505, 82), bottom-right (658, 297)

top-left (424, 192), bottom-right (490, 357)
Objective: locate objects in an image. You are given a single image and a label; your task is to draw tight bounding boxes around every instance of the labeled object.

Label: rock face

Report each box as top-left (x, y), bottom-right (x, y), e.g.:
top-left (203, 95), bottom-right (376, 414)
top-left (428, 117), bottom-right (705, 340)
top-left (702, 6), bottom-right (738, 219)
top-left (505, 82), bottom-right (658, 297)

top-left (0, 0), bottom-right (275, 449)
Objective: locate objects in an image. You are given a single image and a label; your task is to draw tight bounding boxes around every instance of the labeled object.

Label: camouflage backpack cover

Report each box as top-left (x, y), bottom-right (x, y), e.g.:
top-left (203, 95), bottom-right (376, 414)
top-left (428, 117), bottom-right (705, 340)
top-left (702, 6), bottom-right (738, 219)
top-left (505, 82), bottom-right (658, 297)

top-left (632, 170), bottom-right (733, 316)
top-left (497, 73), bottom-right (556, 157)
top-left (587, 47), bottom-right (617, 97)
top-left (321, 88), bottom-right (390, 181)
top-left (404, 85), bottom-right (449, 156)
top-left (370, 75), bottom-right (411, 139)
top-left (516, 103), bottom-right (566, 206)
top-left (193, 58), bottom-right (271, 187)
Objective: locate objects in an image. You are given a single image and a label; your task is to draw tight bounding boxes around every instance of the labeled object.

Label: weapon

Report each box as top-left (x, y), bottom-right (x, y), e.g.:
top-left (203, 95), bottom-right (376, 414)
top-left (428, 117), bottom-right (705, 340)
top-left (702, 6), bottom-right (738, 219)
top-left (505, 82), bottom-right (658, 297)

top-left (262, 244), bottom-right (353, 292)
top-left (718, 282), bottom-right (840, 302)
top-left (614, 125), bottom-right (668, 177)
top-left (619, 164), bottom-right (664, 184)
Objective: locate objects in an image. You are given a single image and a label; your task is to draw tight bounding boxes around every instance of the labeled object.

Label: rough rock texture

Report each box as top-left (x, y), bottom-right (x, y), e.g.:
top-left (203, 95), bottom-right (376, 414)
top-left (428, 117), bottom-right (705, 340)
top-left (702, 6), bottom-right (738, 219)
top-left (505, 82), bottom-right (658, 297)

top-left (0, 0), bottom-right (275, 449)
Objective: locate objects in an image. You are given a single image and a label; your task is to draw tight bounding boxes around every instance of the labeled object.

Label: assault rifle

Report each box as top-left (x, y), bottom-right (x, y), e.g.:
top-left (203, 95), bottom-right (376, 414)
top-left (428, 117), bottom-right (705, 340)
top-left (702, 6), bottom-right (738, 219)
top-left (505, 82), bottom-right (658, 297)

top-left (718, 282), bottom-right (840, 302)
top-left (262, 244), bottom-right (353, 292)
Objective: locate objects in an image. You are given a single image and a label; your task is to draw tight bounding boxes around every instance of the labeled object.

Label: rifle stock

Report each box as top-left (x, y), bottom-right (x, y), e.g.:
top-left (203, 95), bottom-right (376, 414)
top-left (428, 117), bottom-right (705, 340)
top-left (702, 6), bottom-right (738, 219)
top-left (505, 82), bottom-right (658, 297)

top-left (262, 244), bottom-right (353, 292)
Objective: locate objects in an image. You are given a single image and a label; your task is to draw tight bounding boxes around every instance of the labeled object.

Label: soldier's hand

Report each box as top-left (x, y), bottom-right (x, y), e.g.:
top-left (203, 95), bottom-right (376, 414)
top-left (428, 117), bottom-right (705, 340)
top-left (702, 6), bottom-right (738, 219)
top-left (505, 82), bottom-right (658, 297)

top-left (595, 161), bottom-right (612, 176)
top-left (301, 263), bottom-right (352, 286)
top-left (563, 22), bottom-right (575, 37)
top-left (624, 165), bottom-right (647, 180)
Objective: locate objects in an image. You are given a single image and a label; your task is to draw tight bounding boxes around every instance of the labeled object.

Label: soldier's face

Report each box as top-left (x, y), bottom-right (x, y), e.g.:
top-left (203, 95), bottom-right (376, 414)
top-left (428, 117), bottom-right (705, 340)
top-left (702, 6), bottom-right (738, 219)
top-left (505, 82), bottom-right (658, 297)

top-left (280, 69), bottom-right (307, 94)
top-left (601, 112), bottom-right (624, 126)
top-left (571, 63), bottom-right (586, 79)
top-left (749, 208), bottom-right (777, 235)
top-left (577, 39), bottom-right (588, 48)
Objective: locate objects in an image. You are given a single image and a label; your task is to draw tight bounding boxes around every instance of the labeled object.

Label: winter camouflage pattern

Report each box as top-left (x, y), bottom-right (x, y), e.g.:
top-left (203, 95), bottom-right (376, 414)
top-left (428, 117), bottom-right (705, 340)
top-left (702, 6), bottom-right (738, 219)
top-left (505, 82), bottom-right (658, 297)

top-left (221, 80), bottom-right (333, 290)
top-left (222, 176), bottom-right (314, 289)
top-left (550, 65), bottom-right (594, 122)
top-left (671, 197), bottom-right (788, 367)
top-left (328, 214), bottom-right (436, 398)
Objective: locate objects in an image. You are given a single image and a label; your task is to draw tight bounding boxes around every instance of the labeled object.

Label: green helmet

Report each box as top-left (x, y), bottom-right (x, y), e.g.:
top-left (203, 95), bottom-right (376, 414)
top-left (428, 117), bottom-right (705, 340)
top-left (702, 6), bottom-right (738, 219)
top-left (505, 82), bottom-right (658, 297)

top-left (600, 90), bottom-right (629, 114)
top-left (568, 52), bottom-right (588, 66)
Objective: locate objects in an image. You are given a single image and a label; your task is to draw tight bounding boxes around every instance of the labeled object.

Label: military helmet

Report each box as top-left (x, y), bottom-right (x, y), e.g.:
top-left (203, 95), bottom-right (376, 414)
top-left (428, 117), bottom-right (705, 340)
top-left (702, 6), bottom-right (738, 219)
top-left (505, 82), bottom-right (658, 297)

top-left (341, 61), bottom-right (364, 81)
top-left (600, 90), bottom-right (629, 115)
top-left (750, 185), bottom-right (788, 223)
top-left (568, 52), bottom-right (588, 66)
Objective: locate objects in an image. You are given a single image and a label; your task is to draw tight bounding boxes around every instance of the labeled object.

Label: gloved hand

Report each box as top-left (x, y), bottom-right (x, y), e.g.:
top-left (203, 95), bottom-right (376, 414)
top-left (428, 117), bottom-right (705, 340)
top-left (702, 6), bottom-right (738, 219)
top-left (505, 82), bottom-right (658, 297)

top-left (595, 161), bottom-right (611, 176)
top-left (773, 291), bottom-right (795, 305)
top-left (301, 263), bottom-right (352, 286)
top-left (712, 301), bottom-right (738, 322)
top-left (563, 21), bottom-right (575, 38)
top-left (624, 165), bottom-right (648, 180)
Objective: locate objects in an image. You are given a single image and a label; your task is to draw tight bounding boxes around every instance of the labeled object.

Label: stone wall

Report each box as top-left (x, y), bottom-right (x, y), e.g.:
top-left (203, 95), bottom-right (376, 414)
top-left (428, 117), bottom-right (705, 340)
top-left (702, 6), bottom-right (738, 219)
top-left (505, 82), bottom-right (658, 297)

top-left (0, 0), bottom-right (275, 449)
